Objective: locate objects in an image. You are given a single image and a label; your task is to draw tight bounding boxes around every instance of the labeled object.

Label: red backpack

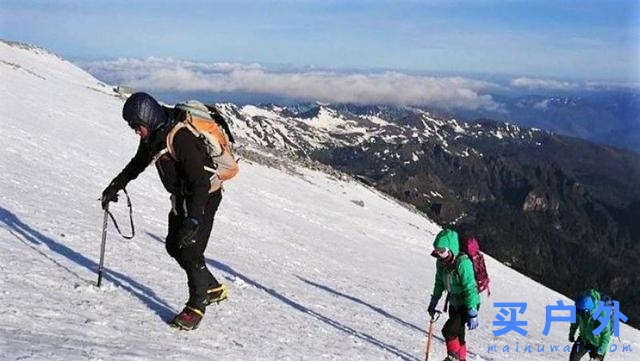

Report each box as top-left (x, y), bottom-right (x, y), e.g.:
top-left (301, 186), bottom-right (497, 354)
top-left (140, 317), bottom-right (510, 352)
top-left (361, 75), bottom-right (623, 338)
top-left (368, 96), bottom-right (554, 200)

top-left (458, 237), bottom-right (491, 296)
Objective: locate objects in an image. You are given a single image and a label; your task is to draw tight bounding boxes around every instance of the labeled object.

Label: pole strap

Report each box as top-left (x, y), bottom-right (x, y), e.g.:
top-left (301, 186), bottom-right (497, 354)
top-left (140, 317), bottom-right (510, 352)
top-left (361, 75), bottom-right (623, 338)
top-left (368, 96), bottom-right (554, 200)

top-left (106, 188), bottom-right (135, 239)
top-left (431, 310), bottom-right (442, 323)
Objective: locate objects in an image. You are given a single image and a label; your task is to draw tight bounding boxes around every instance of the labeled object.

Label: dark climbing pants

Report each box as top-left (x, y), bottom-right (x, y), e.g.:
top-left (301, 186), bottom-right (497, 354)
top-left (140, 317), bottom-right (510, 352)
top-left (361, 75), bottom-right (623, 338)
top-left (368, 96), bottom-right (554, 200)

top-left (569, 338), bottom-right (605, 361)
top-left (443, 305), bottom-right (468, 345)
top-left (166, 190), bottom-right (222, 312)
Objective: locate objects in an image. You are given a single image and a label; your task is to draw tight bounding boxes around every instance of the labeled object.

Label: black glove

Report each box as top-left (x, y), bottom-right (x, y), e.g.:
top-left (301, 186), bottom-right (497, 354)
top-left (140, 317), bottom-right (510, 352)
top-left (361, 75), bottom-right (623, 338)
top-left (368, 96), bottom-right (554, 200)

top-left (428, 297), bottom-right (438, 318)
top-left (177, 217), bottom-right (200, 248)
top-left (568, 333), bottom-right (575, 343)
top-left (101, 183), bottom-right (120, 210)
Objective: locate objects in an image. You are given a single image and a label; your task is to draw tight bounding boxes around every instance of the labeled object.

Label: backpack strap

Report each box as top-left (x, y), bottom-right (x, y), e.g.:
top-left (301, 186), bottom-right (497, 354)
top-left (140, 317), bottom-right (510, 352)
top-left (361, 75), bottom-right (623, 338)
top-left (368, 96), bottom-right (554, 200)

top-left (149, 122), bottom-right (193, 163)
top-left (164, 122), bottom-right (202, 160)
top-left (153, 121), bottom-right (221, 176)
top-left (151, 148), bottom-right (169, 164)
top-left (453, 253), bottom-right (480, 304)
top-left (442, 255), bottom-right (466, 312)
top-left (454, 253), bottom-right (468, 273)
top-left (443, 293), bottom-right (450, 313)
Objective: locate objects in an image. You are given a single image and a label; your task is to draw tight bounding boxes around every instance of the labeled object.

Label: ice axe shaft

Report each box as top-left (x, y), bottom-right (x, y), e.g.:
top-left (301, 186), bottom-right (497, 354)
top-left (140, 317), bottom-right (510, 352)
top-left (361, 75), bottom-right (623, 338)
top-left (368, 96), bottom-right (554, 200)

top-left (425, 311), bottom-right (441, 361)
top-left (97, 208), bottom-right (109, 287)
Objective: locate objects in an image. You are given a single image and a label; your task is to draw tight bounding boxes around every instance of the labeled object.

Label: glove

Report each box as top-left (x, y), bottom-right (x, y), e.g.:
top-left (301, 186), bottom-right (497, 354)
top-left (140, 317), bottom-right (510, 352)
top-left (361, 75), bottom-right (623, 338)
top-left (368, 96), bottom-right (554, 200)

top-left (466, 309), bottom-right (479, 330)
top-left (177, 217), bottom-right (200, 248)
top-left (101, 182), bottom-right (120, 210)
top-left (568, 333), bottom-right (575, 343)
top-left (428, 297), bottom-right (439, 318)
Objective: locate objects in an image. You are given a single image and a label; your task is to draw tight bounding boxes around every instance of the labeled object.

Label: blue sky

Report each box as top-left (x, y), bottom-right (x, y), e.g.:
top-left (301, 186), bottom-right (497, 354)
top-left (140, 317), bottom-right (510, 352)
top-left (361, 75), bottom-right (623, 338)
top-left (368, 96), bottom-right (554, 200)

top-left (1, 0), bottom-right (638, 82)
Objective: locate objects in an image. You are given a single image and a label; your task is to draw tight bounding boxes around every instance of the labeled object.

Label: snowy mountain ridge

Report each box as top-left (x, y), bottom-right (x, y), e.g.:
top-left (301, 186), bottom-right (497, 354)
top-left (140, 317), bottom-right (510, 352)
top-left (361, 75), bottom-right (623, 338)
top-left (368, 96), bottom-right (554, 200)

top-left (1, 39), bottom-right (639, 361)
top-left (213, 100), bottom-right (546, 162)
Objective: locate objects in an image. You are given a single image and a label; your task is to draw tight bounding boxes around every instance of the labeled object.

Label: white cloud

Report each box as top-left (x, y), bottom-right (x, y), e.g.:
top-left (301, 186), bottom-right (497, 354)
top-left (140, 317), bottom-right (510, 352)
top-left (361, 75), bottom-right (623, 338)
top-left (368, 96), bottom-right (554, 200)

top-left (583, 80), bottom-right (640, 90)
top-left (80, 57), bottom-right (502, 110)
top-left (510, 77), bottom-right (579, 90)
top-left (510, 77), bottom-right (640, 91)
top-left (533, 99), bottom-right (549, 110)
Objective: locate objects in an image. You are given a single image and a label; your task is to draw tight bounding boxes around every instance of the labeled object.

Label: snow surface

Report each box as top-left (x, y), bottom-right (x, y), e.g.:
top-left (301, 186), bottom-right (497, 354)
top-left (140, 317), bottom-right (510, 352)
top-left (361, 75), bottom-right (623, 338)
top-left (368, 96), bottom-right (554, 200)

top-left (240, 105), bottom-right (280, 120)
top-left (362, 115), bottom-right (390, 127)
top-left (1, 41), bottom-right (639, 360)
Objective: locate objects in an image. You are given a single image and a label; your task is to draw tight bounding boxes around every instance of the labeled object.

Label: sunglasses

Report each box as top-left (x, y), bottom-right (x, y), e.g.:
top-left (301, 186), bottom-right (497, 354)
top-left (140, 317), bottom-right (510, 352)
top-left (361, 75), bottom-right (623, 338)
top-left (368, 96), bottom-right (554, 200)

top-left (430, 247), bottom-right (450, 258)
top-left (128, 121), bottom-right (144, 130)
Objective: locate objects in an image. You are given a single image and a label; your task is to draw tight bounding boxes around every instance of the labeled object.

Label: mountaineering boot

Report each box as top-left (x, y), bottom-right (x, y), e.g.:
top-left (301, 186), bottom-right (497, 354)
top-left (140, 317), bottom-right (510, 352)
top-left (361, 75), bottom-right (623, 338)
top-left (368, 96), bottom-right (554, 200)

top-left (206, 284), bottom-right (228, 305)
top-left (442, 355), bottom-right (460, 361)
top-left (170, 306), bottom-right (204, 330)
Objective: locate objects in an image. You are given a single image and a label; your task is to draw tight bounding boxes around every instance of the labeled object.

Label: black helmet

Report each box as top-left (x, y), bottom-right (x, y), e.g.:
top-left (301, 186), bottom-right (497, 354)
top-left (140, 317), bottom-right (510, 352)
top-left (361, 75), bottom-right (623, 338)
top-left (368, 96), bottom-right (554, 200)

top-left (122, 92), bottom-right (168, 133)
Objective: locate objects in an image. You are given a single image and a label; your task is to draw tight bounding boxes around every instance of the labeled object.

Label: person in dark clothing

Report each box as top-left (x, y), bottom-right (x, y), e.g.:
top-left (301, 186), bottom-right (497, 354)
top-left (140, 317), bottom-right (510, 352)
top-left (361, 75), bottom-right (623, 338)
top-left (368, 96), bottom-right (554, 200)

top-left (101, 92), bottom-right (227, 330)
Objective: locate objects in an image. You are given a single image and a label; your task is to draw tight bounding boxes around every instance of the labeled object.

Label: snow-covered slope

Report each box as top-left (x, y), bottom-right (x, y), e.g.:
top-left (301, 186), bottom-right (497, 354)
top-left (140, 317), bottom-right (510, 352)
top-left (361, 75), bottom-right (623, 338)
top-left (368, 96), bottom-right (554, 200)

top-left (1, 40), bottom-right (639, 361)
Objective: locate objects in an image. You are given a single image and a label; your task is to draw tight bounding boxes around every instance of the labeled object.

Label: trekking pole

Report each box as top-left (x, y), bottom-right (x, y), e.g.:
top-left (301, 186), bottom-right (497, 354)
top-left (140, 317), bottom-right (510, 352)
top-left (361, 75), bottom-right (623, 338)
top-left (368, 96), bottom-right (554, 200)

top-left (97, 206), bottom-right (109, 287)
top-left (96, 188), bottom-right (135, 287)
top-left (425, 310), bottom-right (442, 361)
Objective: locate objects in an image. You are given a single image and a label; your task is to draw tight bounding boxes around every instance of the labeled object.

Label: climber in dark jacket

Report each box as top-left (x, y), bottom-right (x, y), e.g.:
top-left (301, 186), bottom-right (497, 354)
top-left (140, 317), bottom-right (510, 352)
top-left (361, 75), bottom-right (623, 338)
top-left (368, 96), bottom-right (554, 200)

top-left (101, 92), bottom-right (227, 331)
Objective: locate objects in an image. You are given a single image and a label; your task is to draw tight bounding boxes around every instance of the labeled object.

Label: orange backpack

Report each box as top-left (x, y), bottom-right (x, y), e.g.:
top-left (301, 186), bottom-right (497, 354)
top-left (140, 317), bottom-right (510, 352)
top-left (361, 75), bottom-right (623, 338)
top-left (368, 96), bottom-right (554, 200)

top-left (161, 100), bottom-right (238, 192)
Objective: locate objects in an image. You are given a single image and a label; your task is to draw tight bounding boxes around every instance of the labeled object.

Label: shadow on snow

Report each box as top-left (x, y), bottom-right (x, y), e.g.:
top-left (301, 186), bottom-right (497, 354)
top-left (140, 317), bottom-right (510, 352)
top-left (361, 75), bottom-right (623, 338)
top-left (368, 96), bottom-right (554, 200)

top-left (0, 206), bottom-right (177, 322)
top-left (296, 275), bottom-right (431, 335)
top-left (147, 231), bottom-right (420, 361)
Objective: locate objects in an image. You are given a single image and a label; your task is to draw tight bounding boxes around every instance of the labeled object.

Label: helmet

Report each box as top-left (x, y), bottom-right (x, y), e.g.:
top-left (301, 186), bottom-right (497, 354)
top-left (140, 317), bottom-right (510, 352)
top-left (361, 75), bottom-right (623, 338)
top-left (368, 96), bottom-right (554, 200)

top-left (576, 293), bottom-right (595, 314)
top-left (122, 92), bottom-right (168, 133)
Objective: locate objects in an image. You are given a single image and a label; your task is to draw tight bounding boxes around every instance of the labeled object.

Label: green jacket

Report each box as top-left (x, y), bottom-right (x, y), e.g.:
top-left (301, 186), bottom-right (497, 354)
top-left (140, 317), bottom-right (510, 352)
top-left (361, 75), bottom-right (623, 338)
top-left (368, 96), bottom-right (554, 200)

top-left (570, 289), bottom-right (612, 356)
top-left (431, 229), bottom-right (480, 311)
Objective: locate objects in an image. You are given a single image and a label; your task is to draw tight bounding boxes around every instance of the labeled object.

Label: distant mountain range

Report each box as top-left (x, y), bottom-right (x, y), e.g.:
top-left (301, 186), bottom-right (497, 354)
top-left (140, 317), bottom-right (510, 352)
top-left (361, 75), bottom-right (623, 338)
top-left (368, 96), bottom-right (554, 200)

top-left (452, 90), bottom-right (640, 153)
top-left (153, 88), bottom-right (640, 153)
top-left (215, 102), bottom-right (640, 328)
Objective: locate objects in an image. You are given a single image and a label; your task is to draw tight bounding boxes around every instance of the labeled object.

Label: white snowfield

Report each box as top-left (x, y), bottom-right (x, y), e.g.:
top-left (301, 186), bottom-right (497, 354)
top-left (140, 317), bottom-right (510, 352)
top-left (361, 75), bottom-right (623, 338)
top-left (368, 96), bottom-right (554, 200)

top-left (0, 40), bottom-right (638, 361)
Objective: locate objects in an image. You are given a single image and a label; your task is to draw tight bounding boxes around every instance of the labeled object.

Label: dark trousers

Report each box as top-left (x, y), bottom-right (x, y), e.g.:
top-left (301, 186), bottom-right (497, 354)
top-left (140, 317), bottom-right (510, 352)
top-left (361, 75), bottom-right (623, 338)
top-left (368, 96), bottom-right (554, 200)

top-left (443, 305), bottom-right (467, 345)
top-left (569, 339), bottom-right (604, 361)
top-left (166, 190), bottom-right (222, 312)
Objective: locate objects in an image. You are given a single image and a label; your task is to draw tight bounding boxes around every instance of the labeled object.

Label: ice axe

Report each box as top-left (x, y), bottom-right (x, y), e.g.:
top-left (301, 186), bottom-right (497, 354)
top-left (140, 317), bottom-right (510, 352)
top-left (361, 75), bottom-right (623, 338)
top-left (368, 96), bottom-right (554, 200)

top-left (425, 310), bottom-right (442, 361)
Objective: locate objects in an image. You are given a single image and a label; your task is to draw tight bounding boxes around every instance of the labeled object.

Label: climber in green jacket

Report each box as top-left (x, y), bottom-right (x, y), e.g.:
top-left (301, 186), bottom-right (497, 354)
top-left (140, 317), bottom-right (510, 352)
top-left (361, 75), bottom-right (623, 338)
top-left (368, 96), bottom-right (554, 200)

top-left (428, 229), bottom-right (480, 361)
top-left (569, 289), bottom-right (612, 361)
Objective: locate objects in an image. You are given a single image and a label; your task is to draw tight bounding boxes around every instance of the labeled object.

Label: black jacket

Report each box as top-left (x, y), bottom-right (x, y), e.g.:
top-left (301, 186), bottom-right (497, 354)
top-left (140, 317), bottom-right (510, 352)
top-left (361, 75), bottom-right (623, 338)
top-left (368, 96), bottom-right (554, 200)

top-left (112, 122), bottom-right (212, 221)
